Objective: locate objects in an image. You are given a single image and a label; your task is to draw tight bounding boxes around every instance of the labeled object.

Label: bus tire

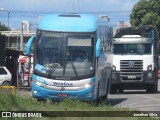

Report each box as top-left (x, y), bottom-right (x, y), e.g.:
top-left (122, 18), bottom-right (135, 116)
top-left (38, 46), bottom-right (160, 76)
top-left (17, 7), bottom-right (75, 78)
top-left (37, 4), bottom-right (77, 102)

top-left (95, 81), bottom-right (100, 106)
top-left (105, 80), bottom-right (110, 104)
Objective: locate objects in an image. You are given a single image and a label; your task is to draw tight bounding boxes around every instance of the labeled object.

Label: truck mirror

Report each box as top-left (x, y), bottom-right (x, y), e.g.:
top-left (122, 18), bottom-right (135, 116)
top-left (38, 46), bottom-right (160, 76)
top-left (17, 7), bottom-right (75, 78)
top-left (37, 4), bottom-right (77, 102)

top-left (96, 38), bottom-right (101, 57)
top-left (26, 36), bottom-right (36, 55)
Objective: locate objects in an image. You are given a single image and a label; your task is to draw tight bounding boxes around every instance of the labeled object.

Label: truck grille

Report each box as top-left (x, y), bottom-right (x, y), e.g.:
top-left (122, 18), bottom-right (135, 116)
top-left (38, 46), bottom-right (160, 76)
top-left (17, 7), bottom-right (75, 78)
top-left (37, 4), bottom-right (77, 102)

top-left (120, 60), bottom-right (143, 81)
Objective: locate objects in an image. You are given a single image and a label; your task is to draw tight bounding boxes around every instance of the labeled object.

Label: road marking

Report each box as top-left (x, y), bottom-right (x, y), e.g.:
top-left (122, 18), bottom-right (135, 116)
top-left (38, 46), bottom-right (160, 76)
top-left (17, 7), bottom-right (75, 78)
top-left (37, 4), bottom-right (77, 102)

top-left (129, 103), bottom-right (160, 109)
top-left (136, 95), bottom-right (160, 102)
top-left (120, 94), bottom-right (160, 109)
top-left (122, 99), bottom-right (152, 107)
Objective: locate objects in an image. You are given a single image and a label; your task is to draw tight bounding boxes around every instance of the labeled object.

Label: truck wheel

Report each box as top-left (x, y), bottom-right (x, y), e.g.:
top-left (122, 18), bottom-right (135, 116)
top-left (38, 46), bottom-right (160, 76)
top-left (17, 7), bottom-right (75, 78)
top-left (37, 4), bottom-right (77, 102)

top-left (119, 88), bottom-right (124, 93)
top-left (110, 85), bottom-right (117, 94)
top-left (2, 81), bottom-right (11, 86)
top-left (146, 84), bottom-right (157, 93)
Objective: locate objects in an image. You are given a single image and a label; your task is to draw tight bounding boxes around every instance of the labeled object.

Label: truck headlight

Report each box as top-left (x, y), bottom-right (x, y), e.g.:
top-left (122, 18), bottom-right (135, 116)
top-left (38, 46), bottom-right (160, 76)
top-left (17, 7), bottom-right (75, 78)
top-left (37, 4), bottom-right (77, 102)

top-left (112, 73), bottom-right (117, 80)
top-left (112, 65), bottom-right (116, 71)
top-left (147, 65), bottom-right (152, 71)
top-left (147, 72), bottom-right (152, 79)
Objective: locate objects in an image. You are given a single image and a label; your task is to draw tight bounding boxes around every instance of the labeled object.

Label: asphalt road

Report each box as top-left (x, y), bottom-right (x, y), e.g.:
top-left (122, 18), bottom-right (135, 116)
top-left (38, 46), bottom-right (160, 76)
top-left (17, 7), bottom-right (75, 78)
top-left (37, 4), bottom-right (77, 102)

top-left (108, 81), bottom-right (160, 111)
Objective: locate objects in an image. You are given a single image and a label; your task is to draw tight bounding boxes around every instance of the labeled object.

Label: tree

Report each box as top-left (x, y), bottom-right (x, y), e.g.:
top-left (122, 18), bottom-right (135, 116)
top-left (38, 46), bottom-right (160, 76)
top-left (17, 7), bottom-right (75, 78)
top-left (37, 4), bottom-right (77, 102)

top-left (0, 22), bottom-right (8, 31)
top-left (130, 0), bottom-right (160, 33)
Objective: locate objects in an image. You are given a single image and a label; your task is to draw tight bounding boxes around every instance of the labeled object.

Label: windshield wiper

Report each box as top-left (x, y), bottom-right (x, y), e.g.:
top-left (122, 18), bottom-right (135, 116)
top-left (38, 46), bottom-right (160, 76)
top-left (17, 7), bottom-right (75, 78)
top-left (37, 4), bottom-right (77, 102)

top-left (47, 63), bottom-right (61, 78)
top-left (70, 61), bottom-right (78, 77)
top-left (63, 57), bottom-right (78, 77)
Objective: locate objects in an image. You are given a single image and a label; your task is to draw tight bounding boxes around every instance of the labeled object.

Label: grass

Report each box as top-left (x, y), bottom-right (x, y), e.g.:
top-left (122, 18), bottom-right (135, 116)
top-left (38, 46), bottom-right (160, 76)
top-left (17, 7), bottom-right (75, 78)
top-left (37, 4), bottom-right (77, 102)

top-left (0, 90), bottom-right (159, 120)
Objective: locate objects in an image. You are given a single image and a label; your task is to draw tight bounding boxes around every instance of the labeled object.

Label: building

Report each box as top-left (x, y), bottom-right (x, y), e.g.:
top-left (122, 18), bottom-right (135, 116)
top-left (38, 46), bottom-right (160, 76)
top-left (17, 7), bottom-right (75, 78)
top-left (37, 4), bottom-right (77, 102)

top-left (117, 21), bottom-right (131, 29)
top-left (22, 20), bottom-right (30, 31)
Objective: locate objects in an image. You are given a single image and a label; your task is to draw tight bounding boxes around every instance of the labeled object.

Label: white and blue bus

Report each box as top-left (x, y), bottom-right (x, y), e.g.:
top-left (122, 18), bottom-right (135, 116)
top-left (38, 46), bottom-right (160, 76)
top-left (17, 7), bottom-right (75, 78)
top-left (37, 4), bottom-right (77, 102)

top-left (26, 13), bottom-right (112, 103)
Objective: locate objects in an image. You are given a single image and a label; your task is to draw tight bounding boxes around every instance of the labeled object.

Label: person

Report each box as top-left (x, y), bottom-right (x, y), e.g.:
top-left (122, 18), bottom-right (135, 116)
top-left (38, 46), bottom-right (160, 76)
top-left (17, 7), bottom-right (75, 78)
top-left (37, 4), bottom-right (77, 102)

top-left (76, 51), bottom-right (88, 62)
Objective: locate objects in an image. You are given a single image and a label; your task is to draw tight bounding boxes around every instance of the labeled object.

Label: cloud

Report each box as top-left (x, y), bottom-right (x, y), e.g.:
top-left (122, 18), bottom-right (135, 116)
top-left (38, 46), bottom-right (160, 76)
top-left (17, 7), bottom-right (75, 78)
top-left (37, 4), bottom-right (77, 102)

top-left (0, 0), bottom-right (139, 12)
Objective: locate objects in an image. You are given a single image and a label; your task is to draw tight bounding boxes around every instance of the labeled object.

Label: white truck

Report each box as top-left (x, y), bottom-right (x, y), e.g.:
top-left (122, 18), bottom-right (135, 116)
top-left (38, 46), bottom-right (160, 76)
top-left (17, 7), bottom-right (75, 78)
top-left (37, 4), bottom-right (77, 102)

top-left (111, 26), bottom-right (159, 93)
top-left (0, 66), bottom-right (12, 86)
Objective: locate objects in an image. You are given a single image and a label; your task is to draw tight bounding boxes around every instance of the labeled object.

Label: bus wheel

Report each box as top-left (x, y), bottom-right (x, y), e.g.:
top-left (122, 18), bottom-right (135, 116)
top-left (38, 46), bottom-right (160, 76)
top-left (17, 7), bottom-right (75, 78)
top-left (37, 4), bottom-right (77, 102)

top-left (95, 81), bottom-right (100, 106)
top-left (101, 80), bottom-right (109, 104)
top-left (104, 80), bottom-right (110, 104)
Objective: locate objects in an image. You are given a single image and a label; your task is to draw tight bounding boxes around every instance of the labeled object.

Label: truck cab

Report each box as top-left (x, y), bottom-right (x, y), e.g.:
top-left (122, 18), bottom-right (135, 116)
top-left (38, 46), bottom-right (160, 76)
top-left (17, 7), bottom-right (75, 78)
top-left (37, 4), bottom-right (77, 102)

top-left (111, 26), bottom-right (158, 93)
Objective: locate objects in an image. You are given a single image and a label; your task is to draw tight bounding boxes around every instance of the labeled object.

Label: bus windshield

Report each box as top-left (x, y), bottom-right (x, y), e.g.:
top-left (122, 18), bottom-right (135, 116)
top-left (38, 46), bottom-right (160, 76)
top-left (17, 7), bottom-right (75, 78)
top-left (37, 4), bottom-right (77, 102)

top-left (113, 43), bottom-right (152, 55)
top-left (35, 31), bottom-right (95, 80)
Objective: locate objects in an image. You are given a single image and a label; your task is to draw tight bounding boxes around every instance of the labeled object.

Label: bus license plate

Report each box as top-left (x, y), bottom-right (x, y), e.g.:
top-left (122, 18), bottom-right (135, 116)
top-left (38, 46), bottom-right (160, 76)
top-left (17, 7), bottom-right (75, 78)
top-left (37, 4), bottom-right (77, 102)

top-left (128, 75), bottom-right (136, 79)
top-left (58, 94), bottom-right (68, 97)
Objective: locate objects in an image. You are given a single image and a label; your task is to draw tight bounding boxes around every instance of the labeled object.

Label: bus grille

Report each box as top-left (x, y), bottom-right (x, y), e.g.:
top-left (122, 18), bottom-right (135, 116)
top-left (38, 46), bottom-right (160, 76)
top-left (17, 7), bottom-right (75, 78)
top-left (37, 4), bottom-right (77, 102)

top-left (120, 60), bottom-right (143, 81)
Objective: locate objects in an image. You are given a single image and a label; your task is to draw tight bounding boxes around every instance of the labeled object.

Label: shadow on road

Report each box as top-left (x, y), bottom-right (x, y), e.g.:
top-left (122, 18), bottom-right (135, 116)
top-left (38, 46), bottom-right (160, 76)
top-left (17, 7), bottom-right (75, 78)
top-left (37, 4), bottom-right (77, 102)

top-left (107, 98), bottom-right (128, 106)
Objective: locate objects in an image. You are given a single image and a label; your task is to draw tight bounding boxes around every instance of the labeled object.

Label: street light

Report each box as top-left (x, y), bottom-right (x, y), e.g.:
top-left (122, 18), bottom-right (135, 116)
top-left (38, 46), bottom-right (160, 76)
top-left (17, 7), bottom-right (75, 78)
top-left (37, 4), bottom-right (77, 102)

top-left (0, 8), bottom-right (10, 48)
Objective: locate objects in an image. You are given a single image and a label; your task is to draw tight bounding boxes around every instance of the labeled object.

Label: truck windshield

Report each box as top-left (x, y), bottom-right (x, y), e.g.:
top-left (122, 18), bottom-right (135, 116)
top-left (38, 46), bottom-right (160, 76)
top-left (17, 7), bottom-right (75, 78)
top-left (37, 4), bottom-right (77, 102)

top-left (35, 31), bottom-right (95, 80)
top-left (113, 43), bottom-right (151, 55)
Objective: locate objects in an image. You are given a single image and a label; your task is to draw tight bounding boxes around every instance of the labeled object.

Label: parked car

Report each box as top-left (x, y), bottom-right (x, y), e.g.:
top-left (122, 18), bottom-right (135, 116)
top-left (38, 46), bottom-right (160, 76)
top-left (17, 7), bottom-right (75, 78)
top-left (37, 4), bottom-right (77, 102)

top-left (0, 67), bottom-right (12, 86)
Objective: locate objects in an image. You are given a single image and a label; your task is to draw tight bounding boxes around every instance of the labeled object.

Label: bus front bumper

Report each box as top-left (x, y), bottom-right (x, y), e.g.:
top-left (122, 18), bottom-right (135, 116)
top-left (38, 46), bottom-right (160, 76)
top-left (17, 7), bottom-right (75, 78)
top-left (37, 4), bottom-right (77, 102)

top-left (32, 82), bottom-right (95, 101)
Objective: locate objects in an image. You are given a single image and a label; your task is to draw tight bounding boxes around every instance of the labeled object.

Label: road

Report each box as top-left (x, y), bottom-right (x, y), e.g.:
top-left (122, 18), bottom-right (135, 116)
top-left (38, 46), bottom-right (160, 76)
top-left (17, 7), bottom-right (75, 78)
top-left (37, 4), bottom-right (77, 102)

top-left (108, 81), bottom-right (160, 111)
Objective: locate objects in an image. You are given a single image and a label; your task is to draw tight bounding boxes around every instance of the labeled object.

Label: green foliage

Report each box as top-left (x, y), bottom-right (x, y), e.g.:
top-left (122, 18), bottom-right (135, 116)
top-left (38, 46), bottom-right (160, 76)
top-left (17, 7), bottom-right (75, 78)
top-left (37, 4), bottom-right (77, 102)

top-left (0, 91), bottom-right (157, 120)
top-left (0, 22), bottom-right (8, 31)
top-left (130, 0), bottom-right (160, 33)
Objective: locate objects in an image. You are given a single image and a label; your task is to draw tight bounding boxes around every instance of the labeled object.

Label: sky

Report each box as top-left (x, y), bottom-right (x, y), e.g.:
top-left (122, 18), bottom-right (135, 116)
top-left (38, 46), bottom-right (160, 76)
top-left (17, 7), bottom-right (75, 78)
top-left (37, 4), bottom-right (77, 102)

top-left (0, 0), bottom-right (140, 28)
top-left (0, 0), bottom-right (139, 12)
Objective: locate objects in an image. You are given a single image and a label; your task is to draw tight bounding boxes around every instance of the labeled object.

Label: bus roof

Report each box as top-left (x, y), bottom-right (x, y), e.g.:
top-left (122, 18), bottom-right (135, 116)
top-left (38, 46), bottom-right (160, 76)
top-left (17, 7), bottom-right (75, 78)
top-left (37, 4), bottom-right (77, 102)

top-left (38, 13), bottom-right (97, 32)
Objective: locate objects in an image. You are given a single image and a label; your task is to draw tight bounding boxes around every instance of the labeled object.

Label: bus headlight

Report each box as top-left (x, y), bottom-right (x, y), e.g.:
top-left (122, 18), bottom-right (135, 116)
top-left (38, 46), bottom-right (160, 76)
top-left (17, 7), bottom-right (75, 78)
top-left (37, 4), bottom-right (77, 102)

top-left (83, 82), bottom-right (94, 89)
top-left (84, 84), bottom-right (90, 88)
top-left (33, 90), bottom-right (38, 94)
top-left (147, 65), bottom-right (152, 71)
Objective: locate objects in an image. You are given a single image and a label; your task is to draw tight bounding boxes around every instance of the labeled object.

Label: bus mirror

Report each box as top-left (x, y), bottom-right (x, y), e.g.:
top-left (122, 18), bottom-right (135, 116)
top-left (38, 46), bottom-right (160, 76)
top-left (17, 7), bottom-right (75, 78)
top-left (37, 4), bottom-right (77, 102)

top-left (96, 38), bottom-right (101, 57)
top-left (26, 36), bottom-right (36, 55)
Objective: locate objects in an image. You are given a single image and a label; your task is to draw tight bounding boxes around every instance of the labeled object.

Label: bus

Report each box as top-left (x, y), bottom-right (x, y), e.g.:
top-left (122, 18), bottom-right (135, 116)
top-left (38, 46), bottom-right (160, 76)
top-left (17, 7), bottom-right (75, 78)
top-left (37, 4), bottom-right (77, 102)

top-left (26, 13), bottom-right (112, 103)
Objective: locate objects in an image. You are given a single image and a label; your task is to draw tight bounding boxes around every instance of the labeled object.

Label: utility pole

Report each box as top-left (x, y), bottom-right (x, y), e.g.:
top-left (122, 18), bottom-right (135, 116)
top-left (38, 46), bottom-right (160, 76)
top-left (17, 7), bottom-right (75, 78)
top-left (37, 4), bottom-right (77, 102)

top-left (20, 22), bottom-right (23, 51)
top-left (7, 11), bottom-right (10, 48)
